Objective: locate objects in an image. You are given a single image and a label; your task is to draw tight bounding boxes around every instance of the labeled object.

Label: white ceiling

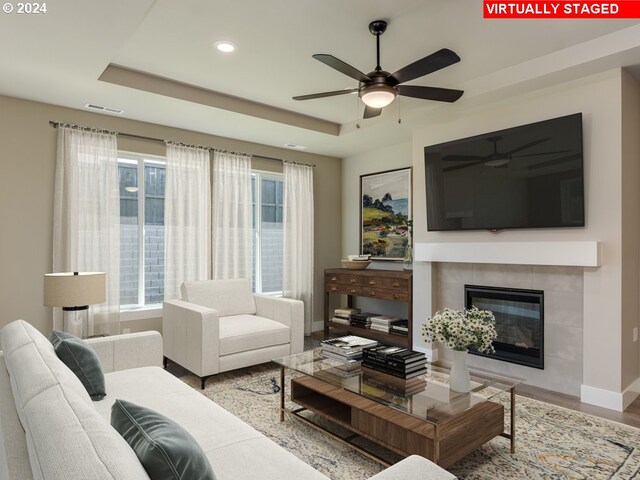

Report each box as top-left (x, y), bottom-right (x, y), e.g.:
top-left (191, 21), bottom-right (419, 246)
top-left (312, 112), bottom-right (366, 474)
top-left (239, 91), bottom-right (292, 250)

top-left (1, 0), bottom-right (640, 158)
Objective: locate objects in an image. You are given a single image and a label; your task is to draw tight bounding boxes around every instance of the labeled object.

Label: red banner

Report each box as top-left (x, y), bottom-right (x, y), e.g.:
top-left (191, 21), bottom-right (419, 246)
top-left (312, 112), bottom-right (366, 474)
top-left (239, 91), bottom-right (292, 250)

top-left (484, 1), bottom-right (640, 18)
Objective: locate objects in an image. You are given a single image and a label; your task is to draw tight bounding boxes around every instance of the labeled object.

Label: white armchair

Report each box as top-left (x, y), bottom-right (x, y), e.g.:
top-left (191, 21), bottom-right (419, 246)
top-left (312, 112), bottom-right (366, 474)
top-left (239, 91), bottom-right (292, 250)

top-left (163, 279), bottom-right (304, 388)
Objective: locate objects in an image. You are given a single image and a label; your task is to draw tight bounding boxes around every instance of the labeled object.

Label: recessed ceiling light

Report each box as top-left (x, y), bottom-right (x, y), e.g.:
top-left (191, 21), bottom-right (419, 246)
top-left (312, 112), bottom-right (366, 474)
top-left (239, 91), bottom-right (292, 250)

top-left (214, 41), bottom-right (236, 53)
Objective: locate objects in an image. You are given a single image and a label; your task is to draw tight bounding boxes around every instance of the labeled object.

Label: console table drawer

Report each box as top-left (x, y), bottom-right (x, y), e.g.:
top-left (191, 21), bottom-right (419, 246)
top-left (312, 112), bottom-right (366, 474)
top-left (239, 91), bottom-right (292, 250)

top-left (362, 288), bottom-right (410, 301)
top-left (377, 278), bottom-right (409, 290)
top-left (326, 284), bottom-right (362, 296)
top-left (325, 274), bottom-right (363, 286)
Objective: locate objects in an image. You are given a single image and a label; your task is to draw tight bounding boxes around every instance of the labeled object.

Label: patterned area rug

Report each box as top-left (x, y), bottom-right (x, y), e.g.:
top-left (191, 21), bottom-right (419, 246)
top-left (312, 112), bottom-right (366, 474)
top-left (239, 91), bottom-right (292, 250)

top-left (171, 363), bottom-right (640, 480)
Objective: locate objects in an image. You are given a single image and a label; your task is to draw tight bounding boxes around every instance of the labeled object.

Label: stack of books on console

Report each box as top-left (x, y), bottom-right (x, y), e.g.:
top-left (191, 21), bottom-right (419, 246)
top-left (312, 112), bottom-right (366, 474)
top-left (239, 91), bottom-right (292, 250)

top-left (332, 307), bottom-right (360, 326)
top-left (320, 335), bottom-right (378, 364)
top-left (370, 315), bottom-right (399, 333)
top-left (361, 345), bottom-right (428, 379)
top-left (389, 319), bottom-right (409, 337)
top-left (349, 312), bottom-right (377, 329)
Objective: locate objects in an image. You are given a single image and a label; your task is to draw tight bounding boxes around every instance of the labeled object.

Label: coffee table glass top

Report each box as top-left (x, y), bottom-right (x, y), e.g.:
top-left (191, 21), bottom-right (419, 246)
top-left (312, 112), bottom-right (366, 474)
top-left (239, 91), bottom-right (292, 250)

top-left (274, 348), bottom-right (523, 425)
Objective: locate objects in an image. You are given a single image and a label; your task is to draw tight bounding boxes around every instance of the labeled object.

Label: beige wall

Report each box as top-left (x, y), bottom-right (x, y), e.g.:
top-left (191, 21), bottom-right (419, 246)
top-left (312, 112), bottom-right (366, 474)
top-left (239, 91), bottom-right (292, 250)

top-left (621, 70), bottom-right (640, 388)
top-left (341, 141), bottom-right (412, 258)
top-left (0, 95), bottom-right (341, 334)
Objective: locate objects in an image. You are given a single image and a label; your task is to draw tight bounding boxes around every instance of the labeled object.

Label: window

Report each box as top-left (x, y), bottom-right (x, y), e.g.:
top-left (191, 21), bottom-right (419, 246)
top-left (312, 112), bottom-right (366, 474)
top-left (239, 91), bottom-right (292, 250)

top-left (252, 172), bottom-right (284, 294)
top-left (118, 153), bottom-right (166, 308)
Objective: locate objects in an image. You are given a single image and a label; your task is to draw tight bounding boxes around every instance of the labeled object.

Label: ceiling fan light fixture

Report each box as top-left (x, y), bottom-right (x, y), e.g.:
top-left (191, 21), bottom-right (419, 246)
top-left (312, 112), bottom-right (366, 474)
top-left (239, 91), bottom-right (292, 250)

top-left (483, 158), bottom-right (510, 167)
top-left (361, 85), bottom-right (397, 108)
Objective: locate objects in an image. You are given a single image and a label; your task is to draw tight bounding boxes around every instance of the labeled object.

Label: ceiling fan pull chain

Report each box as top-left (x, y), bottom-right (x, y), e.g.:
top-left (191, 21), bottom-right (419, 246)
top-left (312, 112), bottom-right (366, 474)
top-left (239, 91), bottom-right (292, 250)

top-left (398, 97), bottom-right (402, 124)
top-left (356, 94), bottom-right (361, 129)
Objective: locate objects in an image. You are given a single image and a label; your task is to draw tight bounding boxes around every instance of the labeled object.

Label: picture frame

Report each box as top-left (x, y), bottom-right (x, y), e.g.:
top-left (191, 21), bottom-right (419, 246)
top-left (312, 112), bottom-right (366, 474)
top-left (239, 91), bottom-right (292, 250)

top-left (360, 167), bottom-right (412, 261)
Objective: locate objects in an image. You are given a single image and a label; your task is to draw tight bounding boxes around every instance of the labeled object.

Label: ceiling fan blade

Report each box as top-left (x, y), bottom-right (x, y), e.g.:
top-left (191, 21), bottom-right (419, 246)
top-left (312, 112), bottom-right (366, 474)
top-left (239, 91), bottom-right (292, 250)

top-left (390, 48), bottom-right (461, 85)
top-left (504, 138), bottom-right (550, 156)
top-left (527, 153), bottom-right (582, 170)
top-left (443, 160), bottom-right (483, 172)
top-left (398, 85), bottom-right (463, 103)
top-left (442, 154), bottom-right (484, 162)
top-left (313, 54), bottom-right (372, 83)
top-left (363, 106), bottom-right (382, 119)
top-left (513, 149), bottom-right (571, 158)
top-left (293, 88), bottom-right (358, 101)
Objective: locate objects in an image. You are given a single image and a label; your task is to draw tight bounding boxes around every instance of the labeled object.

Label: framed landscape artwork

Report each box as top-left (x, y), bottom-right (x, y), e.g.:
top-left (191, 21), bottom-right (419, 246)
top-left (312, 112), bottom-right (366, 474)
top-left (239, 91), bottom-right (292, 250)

top-left (360, 167), bottom-right (412, 260)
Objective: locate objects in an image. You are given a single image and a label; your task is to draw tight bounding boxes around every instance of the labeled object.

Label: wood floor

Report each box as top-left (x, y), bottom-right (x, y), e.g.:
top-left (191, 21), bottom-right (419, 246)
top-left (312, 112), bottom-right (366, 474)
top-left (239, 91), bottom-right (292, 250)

top-left (308, 332), bottom-right (640, 429)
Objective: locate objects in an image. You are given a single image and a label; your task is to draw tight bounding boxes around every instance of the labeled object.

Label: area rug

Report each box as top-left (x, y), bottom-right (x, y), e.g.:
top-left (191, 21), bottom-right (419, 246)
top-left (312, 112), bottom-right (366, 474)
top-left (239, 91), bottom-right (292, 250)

top-left (171, 363), bottom-right (640, 480)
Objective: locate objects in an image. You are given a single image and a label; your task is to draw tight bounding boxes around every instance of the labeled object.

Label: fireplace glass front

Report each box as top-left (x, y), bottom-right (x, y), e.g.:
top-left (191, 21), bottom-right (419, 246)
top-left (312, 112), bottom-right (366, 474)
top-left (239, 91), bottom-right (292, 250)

top-left (465, 284), bottom-right (544, 369)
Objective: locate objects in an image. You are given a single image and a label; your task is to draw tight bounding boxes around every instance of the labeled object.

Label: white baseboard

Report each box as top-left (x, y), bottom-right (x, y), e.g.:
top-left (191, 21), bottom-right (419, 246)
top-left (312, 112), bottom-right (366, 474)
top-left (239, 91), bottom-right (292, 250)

top-left (581, 385), bottom-right (623, 411)
top-left (580, 379), bottom-right (640, 412)
top-left (622, 377), bottom-right (640, 410)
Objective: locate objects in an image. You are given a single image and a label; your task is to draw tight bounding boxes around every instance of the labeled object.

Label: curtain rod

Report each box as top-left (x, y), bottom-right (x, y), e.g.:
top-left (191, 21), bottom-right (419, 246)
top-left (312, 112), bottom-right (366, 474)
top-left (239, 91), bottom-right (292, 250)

top-left (48, 120), bottom-right (316, 167)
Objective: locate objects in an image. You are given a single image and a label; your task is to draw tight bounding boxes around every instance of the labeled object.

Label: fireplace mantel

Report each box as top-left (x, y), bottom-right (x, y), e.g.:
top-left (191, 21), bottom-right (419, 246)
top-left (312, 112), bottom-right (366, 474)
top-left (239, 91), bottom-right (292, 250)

top-left (414, 241), bottom-right (601, 267)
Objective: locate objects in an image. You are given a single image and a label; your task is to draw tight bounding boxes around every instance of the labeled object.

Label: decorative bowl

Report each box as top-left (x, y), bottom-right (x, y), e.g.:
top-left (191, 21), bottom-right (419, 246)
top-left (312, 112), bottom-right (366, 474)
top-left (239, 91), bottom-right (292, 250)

top-left (341, 260), bottom-right (372, 270)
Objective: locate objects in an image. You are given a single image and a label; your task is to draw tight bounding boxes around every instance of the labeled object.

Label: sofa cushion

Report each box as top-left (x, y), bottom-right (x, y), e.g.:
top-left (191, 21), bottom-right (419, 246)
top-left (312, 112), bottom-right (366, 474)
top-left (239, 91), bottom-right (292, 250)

top-left (0, 320), bottom-right (150, 480)
top-left (95, 366), bottom-right (329, 480)
top-left (181, 279), bottom-right (256, 316)
top-left (111, 399), bottom-right (216, 480)
top-left (49, 330), bottom-right (106, 400)
top-left (219, 315), bottom-right (290, 356)
top-left (1, 321), bottom-right (92, 421)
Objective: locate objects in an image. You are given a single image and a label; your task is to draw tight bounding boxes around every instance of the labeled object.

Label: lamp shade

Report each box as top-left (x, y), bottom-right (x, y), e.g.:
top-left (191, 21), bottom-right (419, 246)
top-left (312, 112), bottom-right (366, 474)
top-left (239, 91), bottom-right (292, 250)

top-left (43, 272), bottom-right (106, 307)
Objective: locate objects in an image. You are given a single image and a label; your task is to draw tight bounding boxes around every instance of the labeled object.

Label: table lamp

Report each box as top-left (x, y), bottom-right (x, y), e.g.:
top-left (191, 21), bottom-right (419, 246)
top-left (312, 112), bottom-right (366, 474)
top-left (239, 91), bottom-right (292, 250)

top-left (43, 272), bottom-right (106, 338)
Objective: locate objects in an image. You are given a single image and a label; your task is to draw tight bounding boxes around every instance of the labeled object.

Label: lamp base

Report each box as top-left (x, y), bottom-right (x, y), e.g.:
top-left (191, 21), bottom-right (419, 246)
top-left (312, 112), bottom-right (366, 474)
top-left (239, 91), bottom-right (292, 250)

top-left (62, 306), bottom-right (89, 339)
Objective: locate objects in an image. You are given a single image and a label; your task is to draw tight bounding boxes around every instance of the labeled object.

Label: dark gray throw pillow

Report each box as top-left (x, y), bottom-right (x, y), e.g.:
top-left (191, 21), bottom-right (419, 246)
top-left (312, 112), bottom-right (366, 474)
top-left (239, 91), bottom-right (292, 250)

top-left (48, 330), bottom-right (106, 400)
top-left (111, 399), bottom-right (216, 480)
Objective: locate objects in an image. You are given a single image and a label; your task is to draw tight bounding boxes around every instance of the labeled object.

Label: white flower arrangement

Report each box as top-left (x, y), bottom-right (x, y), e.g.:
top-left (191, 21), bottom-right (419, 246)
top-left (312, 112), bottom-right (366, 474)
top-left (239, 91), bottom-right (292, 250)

top-left (422, 306), bottom-right (497, 353)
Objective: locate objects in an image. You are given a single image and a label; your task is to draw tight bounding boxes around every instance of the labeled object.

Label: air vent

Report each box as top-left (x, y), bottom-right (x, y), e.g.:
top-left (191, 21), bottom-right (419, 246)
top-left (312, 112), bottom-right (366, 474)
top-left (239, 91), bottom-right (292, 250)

top-left (84, 103), bottom-right (124, 115)
top-left (284, 143), bottom-right (308, 150)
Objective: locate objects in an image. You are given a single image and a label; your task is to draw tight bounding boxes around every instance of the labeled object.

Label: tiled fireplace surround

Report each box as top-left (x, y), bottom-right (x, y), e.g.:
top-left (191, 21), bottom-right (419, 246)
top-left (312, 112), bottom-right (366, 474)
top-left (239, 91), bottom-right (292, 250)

top-left (432, 262), bottom-right (584, 396)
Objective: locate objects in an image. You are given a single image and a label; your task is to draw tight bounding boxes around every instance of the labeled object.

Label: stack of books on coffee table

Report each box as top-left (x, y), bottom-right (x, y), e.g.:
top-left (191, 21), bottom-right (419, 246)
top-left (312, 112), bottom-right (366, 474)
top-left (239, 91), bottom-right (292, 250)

top-left (361, 345), bottom-right (427, 379)
top-left (320, 335), bottom-right (378, 363)
top-left (362, 368), bottom-right (427, 396)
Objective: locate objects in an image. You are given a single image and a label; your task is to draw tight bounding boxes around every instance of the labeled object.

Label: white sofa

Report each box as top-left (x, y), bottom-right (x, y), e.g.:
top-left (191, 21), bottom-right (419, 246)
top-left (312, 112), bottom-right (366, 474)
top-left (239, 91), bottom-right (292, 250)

top-left (0, 319), bottom-right (456, 480)
top-left (163, 279), bottom-right (305, 388)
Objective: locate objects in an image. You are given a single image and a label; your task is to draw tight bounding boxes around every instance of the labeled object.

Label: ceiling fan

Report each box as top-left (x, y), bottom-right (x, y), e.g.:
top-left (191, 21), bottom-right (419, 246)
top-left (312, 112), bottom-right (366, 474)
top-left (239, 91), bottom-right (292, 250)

top-left (442, 137), bottom-right (571, 172)
top-left (293, 20), bottom-right (464, 119)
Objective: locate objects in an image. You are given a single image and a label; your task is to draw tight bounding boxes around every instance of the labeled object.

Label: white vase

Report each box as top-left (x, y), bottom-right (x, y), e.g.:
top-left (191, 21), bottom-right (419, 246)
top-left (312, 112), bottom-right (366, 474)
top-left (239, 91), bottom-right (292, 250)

top-left (449, 349), bottom-right (471, 393)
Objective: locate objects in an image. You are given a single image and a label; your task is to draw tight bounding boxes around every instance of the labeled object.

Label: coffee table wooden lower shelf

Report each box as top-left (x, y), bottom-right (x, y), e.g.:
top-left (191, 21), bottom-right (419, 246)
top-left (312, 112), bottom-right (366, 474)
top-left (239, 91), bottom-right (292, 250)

top-left (281, 374), bottom-right (505, 468)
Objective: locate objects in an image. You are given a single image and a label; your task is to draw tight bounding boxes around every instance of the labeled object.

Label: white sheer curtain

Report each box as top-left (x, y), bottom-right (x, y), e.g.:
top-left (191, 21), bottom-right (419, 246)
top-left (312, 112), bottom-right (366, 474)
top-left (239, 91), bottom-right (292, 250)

top-left (211, 151), bottom-right (253, 280)
top-left (53, 126), bottom-right (120, 335)
top-left (164, 143), bottom-right (211, 300)
top-left (283, 161), bottom-right (314, 335)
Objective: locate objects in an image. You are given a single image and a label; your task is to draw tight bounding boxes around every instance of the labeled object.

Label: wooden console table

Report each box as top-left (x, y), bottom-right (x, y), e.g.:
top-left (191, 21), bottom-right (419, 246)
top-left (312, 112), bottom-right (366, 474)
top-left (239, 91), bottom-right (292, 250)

top-left (324, 268), bottom-right (413, 347)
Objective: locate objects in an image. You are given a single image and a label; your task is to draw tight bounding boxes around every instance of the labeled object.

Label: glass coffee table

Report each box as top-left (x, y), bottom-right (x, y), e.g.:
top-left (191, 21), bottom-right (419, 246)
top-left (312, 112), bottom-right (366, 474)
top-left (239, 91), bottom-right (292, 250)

top-left (274, 348), bottom-right (522, 468)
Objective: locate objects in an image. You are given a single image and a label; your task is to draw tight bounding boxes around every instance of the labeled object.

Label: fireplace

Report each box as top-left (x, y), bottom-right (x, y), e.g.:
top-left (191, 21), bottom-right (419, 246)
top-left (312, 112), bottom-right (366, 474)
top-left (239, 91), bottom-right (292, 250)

top-left (465, 285), bottom-right (544, 369)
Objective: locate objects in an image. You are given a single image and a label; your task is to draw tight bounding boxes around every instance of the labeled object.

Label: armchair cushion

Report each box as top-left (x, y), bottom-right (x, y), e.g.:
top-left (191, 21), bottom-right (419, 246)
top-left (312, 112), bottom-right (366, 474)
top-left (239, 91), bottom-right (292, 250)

top-left (219, 315), bottom-right (290, 356)
top-left (181, 279), bottom-right (256, 317)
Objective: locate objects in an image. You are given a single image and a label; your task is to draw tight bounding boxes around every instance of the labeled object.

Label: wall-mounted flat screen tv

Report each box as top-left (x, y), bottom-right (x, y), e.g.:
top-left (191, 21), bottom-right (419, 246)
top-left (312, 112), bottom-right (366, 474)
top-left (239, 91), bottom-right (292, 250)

top-left (424, 113), bottom-right (584, 232)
